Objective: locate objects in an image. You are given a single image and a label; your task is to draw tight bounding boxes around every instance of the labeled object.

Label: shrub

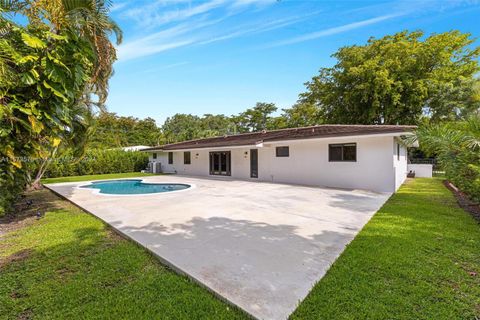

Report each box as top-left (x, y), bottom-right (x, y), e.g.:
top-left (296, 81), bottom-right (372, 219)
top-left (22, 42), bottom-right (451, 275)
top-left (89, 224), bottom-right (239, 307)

top-left (43, 149), bottom-right (149, 178)
top-left (415, 114), bottom-right (480, 202)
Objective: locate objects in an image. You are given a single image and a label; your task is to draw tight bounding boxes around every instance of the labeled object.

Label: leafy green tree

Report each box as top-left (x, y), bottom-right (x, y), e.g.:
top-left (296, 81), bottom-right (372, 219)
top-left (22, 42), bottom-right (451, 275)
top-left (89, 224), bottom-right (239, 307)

top-left (281, 103), bottom-right (323, 128)
top-left (412, 113), bottom-right (480, 202)
top-left (267, 116), bottom-right (287, 130)
top-left (0, 0), bottom-right (120, 212)
top-left (135, 117), bottom-right (163, 146)
top-left (89, 112), bottom-right (163, 148)
top-left (199, 114), bottom-right (235, 137)
top-left (301, 31), bottom-right (480, 125)
top-left (89, 111), bottom-right (123, 147)
top-left (426, 77), bottom-right (480, 121)
top-left (162, 114), bottom-right (202, 143)
top-left (31, 97), bottom-right (98, 187)
top-left (236, 102), bottom-right (278, 132)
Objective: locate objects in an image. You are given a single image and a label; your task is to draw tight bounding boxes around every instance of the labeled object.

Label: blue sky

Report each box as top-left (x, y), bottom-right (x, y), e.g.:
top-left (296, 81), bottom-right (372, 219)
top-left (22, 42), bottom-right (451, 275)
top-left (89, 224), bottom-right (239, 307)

top-left (108, 0), bottom-right (480, 124)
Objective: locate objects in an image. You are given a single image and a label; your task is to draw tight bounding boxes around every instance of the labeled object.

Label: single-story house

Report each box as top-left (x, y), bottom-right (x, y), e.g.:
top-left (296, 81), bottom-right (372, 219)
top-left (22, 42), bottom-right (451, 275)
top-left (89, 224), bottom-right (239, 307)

top-left (143, 125), bottom-right (416, 193)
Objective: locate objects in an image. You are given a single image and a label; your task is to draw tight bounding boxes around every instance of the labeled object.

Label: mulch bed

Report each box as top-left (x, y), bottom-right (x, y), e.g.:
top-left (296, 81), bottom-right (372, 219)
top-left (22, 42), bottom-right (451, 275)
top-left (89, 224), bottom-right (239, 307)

top-left (443, 180), bottom-right (480, 222)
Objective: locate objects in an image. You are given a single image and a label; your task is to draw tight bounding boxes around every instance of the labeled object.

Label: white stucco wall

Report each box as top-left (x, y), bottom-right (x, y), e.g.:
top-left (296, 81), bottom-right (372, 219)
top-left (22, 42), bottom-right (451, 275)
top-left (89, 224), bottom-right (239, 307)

top-left (407, 164), bottom-right (433, 178)
top-left (393, 139), bottom-right (408, 190)
top-left (148, 135), bottom-right (407, 193)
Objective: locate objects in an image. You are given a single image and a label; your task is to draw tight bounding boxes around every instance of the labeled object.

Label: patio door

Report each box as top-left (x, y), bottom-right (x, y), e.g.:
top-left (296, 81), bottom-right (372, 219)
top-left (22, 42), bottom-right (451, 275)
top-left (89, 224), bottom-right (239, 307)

top-left (209, 151), bottom-right (231, 176)
top-left (250, 149), bottom-right (258, 178)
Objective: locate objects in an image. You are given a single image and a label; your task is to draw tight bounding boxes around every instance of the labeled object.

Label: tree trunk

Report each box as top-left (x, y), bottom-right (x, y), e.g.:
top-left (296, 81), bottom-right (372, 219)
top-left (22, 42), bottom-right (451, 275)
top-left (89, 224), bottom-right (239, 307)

top-left (28, 147), bottom-right (58, 190)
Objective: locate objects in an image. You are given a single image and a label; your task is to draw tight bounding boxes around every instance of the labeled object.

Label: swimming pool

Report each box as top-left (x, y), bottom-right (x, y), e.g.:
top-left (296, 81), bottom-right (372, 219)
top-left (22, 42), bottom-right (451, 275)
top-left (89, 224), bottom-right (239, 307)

top-left (80, 179), bottom-right (191, 195)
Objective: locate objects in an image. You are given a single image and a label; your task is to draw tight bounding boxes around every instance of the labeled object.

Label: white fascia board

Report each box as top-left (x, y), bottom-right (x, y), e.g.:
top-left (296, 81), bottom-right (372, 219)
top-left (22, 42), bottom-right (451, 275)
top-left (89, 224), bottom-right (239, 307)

top-left (157, 144), bottom-right (259, 152)
top-left (145, 132), bottom-right (414, 152)
top-left (262, 132), bottom-right (414, 147)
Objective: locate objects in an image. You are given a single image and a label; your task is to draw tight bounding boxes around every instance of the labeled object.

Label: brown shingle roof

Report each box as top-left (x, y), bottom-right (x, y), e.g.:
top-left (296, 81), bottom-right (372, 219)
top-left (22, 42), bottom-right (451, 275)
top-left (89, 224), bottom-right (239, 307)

top-left (144, 124), bottom-right (416, 151)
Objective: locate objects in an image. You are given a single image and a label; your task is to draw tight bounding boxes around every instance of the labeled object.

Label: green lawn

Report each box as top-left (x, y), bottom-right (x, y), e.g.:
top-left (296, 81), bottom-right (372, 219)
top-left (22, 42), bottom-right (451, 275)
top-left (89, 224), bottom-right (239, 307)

top-left (292, 178), bottom-right (480, 319)
top-left (41, 172), bottom-right (157, 184)
top-left (1, 177), bottom-right (478, 319)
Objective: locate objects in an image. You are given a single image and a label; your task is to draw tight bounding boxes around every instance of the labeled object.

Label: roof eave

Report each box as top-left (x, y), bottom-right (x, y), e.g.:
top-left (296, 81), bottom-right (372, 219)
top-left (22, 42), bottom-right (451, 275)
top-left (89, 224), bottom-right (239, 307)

top-left (143, 130), bottom-right (415, 152)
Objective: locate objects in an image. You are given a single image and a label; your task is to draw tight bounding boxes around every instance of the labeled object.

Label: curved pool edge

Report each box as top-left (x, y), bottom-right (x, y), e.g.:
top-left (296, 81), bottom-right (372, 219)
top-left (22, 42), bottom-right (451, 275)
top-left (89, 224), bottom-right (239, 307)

top-left (75, 179), bottom-right (196, 197)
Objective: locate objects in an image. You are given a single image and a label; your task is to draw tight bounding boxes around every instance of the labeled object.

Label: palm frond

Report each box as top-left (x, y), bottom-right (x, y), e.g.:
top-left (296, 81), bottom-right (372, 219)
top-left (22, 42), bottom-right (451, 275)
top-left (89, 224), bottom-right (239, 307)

top-left (0, 0), bottom-right (25, 11)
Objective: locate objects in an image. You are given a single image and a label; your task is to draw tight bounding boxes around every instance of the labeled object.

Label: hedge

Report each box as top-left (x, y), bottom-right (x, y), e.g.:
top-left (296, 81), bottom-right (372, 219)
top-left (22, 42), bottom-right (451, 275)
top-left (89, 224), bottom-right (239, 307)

top-left (43, 149), bottom-right (149, 178)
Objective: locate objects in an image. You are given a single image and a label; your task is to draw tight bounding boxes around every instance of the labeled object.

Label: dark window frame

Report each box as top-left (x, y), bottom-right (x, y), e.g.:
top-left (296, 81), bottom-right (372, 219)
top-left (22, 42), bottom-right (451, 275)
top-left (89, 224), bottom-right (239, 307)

top-left (184, 151), bottom-right (191, 165)
top-left (168, 152), bottom-right (173, 164)
top-left (250, 149), bottom-right (258, 178)
top-left (397, 143), bottom-right (400, 161)
top-left (328, 143), bottom-right (357, 162)
top-left (276, 146), bottom-right (289, 157)
top-left (209, 151), bottom-right (231, 176)
top-left (152, 152), bottom-right (157, 160)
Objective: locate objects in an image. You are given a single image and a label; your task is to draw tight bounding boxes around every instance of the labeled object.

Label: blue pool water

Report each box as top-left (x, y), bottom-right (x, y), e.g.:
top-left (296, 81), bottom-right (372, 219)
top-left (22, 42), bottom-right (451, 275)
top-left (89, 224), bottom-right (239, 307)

top-left (81, 179), bottom-right (190, 195)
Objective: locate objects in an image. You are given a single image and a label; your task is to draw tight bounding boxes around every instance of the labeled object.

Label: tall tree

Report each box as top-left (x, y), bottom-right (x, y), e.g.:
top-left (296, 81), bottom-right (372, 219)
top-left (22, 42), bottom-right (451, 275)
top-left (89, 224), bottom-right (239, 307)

top-left (162, 114), bottom-right (202, 143)
top-left (300, 31), bottom-right (480, 125)
top-left (281, 103), bottom-right (323, 128)
top-left (89, 112), bottom-right (162, 148)
top-left (426, 77), bottom-right (480, 121)
top-left (236, 102), bottom-right (278, 132)
top-left (0, 0), bottom-right (121, 210)
top-left (199, 114), bottom-right (235, 137)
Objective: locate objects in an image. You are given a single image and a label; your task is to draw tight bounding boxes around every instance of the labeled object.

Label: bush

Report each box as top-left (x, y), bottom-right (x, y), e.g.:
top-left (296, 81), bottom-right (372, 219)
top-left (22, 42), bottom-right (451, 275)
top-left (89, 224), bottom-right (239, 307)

top-left (415, 115), bottom-right (480, 203)
top-left (43, 149), bottom-right (149, 178)
top-left (0, 170), bottom-right (28, 217)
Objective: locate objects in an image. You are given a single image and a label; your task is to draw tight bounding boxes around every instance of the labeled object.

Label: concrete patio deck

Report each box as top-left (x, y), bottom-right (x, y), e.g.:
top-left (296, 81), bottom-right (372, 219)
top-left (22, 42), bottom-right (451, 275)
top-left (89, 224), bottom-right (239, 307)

top-left (45, 175), bottom-right (391, 320)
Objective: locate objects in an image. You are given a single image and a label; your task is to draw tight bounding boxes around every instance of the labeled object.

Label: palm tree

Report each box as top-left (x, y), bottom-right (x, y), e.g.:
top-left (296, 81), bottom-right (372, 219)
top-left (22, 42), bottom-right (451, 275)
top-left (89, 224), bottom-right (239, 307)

top-left (25, 0), bottom-right (122, 103)
top-left (62, 0), bottom-right (122, 104)
top-left (412, 113), bottom-right (480, 201)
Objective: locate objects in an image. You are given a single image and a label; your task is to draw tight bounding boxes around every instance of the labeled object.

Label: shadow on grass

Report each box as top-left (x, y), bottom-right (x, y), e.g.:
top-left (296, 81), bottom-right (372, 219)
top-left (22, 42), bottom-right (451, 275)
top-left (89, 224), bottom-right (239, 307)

top-left (1, 211), bottom-right (250, 319)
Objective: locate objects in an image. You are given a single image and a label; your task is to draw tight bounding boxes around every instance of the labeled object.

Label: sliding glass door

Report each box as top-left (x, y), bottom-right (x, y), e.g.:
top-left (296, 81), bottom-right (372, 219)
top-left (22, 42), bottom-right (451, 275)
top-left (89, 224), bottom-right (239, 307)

top-left (209, 151), bottom-right (231, 176)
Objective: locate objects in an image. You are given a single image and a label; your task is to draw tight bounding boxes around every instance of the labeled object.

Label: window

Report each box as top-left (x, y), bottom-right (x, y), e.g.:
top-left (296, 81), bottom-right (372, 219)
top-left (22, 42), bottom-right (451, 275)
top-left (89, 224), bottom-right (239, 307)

top-left (329, 143), bottom-right (356, 162)
top-left (168, 152), bottom-right (173, 164)
top-left (397, 143), bottom-right (400, 161)
top-left (184, 151), bottom-right (191, 165)
top-left (152, 152), bottom-right (157, 160)
top-left (276, 146), bottom-right (289, 157)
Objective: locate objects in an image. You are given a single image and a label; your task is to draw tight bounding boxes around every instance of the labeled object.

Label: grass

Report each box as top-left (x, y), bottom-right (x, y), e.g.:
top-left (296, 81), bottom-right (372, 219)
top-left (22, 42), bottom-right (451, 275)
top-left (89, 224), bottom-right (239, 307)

top-left (0, 189), bottom-right (247, 320)
top-left (0, 177), bottom-right (478, 319)
top-left (41, 172), bottom-right (157, 184)
top-left (292, 178), bottom-right (480, 319)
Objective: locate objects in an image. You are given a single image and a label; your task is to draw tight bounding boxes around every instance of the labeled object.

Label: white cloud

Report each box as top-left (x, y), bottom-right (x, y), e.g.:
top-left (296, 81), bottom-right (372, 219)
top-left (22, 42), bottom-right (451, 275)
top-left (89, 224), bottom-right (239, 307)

top-left (114, 0), bottom-right (283, 61)
top-left (230, 0), bottom-right (277, 8)
top-left (117, 17), bottom-right (227, 61)
top-left (197, 13), bottom-right (319, 46)
top-left (122, 0), bottom-right (227, 29)
top-left (118, 40), bottom-right (194, 61)
top-left (111, 2), bottom-right (128, 12)
top-left (117, 11), bottom-right (320, 62)
top-left (266, 13), bottom-right (404, 48)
